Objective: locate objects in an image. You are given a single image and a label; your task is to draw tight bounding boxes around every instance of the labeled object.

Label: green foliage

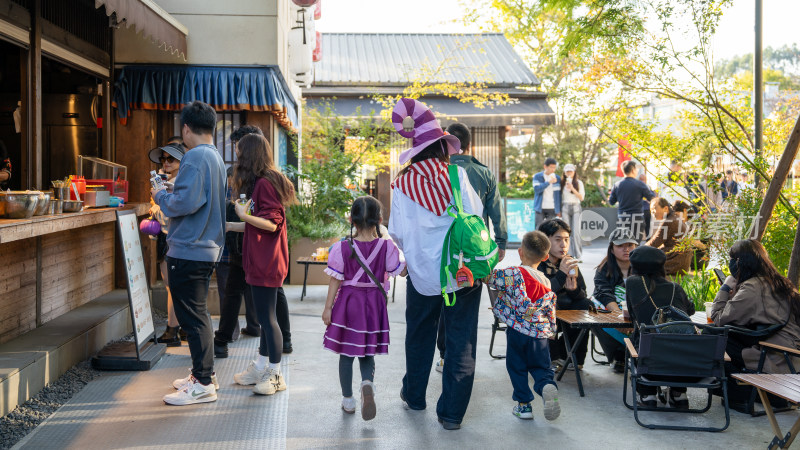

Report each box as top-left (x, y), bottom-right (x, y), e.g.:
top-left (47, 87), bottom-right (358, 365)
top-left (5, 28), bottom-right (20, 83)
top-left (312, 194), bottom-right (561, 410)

top-left (675, 269), bottom-right (719, 313)
top-left (693, 187), bottom-right (797, 276)
top-left (498, 182), bottom-right (534, 199)
top-left (285, 204), bottom-right (348, 248)
top-left (286, 102), bottom-right (390, 244)
top-left (715, 44), bottom-right (800, 80)
top-left (582, 183), bottom-right (607, 208)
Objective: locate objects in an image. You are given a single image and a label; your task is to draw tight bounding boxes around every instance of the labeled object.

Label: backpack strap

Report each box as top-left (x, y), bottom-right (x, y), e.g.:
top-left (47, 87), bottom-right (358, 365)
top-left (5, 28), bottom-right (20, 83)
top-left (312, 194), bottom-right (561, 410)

top-left (447, 164), bottom-right (463, 217)
top-left (346, 239), bottom-right (388, 303)
top-left (442, 165), bottom-right (462, 306)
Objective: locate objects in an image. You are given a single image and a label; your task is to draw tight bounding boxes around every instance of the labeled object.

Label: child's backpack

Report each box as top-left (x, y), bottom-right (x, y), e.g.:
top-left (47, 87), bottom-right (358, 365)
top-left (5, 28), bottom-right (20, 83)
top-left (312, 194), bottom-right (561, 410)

top-left (440, 165), bottom-right (499, 306)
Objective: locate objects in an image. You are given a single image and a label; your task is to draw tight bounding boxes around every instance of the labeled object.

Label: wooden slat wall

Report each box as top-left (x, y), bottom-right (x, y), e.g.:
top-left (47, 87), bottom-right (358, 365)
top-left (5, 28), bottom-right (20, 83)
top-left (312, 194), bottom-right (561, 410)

top-left (40, 223), bottom-right (114, 324)
top-left (471, 126), bottom-right (501, 178)
top-left (0, 240), bottom-right (37, 344)
top-left (0, 222), bottom-right (115, 344)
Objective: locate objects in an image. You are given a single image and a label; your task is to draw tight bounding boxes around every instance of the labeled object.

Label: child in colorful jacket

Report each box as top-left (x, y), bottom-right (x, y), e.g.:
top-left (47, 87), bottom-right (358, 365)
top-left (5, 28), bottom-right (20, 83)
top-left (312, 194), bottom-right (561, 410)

top-left (489, 230), bottom-right (562, 422)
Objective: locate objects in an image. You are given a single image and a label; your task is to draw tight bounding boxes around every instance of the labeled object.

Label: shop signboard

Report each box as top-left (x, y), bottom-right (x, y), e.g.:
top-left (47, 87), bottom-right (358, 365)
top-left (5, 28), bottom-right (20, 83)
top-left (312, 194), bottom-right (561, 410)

top-left (505, 198), bottom-right (535, 247)
top-left (504, 200), bottom-right (617, 247)
top-left (117, 209), bottom-right (155, 351)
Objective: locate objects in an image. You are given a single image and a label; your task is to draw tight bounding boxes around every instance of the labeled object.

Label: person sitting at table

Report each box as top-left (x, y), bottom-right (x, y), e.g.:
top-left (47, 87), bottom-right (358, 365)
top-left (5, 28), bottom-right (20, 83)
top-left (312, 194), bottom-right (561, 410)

top-left (646, 198), bottom-right (692, 277)
top-left (709, 239), bottom-right (800, 412)
top-left (626, 246), bottom-right (695, 409)
top-left (592, 227), bottom-right (638, 373)
top-left (537, 219), bottom-right (591, 371)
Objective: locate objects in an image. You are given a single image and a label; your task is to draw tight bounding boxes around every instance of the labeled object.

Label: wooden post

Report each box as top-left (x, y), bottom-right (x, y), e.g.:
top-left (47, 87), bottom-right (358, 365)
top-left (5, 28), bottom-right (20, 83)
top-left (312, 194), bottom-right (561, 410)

top-left (753, 112), bottom-right (800, 240)
top-left (29, 0), bottom-right (42, 190)
top-left (787, 219), bottom-right (800, 287)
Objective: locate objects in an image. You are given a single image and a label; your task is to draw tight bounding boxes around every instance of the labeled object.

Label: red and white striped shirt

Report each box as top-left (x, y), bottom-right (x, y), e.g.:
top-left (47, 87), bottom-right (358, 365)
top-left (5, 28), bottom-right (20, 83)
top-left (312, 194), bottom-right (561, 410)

top-left (390, 159), bottom-right (453, 216)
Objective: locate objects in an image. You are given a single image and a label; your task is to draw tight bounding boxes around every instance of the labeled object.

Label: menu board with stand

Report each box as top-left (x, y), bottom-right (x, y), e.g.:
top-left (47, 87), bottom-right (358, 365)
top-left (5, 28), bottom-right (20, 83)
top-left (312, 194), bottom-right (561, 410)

top-left (92, 209), bottom-right (165, 370)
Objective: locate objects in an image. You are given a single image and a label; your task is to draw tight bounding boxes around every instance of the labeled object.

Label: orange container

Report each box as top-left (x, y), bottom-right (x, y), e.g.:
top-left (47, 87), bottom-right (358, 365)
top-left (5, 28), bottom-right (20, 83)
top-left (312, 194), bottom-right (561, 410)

top-left (69, 176), bottom-right (86, 200)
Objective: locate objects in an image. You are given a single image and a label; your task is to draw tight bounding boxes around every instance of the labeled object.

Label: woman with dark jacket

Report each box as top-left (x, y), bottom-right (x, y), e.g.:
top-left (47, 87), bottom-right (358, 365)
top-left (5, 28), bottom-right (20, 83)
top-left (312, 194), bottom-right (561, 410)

top-left (710, 239), bottom-right (800, 410)
top-left (592, 227), bottom-right (638, 373)
top-left (646, 197), bottom-right (693, 276)
top-left (626, 245), bottom-right (695, 409)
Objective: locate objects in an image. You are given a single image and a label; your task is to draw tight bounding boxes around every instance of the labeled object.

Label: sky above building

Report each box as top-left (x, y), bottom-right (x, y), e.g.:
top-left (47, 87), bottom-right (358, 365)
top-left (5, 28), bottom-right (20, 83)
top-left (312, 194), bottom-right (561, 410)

top-left (315, 0), bottom-right (800, 61)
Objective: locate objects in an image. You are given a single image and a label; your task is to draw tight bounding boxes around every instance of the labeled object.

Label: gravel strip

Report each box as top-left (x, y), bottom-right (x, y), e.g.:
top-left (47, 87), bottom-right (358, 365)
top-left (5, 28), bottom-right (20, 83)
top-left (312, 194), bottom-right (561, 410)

top-left (1, 310), bottom-right (169, 449)
top-left (0, 361), bottom-right (102, 450)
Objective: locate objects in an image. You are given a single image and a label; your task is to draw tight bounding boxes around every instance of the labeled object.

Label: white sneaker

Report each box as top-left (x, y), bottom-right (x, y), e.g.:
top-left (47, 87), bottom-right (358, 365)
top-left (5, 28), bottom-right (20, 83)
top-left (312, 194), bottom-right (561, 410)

top-left (342, 396), bottom-right (356, 414)
top-left (173, 370), bottom-right (219, 390)
top-left (254, 368), bottom-right (286, 395)
top-left (163, 376), bottom-right (217, 406)
top-left (234, 361), bottom-right (265, 386)
top-left (435, 359), bottom-right (444, 373)
top-left (360, 380), bottom-right (376, 421)
top-left (542, 384), bottom-right (561, 421)
top-left (272, 369), bottom-right (287, 392)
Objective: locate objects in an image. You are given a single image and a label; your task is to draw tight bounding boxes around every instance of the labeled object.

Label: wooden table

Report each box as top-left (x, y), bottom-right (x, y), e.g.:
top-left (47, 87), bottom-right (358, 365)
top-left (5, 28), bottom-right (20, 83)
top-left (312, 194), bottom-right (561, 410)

top-left (295, 256), bottom-right (399, 302)
top-left (733, 374), bottom-right (800, 449)
top-left (296, 257), bottom-right (328, 301)
top-left (556, 309), bottom-right (708, 397)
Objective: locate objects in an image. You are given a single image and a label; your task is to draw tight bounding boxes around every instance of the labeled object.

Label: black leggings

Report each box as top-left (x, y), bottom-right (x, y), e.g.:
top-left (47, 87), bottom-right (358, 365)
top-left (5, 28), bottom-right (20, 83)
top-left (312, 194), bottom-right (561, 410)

top-left (339, 355), bottom-right (375, 397)
top-left (251, 285), bottom-right (282, 364)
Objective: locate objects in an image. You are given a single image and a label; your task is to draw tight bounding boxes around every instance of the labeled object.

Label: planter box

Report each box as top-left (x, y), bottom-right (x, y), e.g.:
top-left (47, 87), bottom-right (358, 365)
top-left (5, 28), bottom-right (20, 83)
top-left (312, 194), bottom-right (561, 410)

top-left (289, 237), bottom-right (340, 285)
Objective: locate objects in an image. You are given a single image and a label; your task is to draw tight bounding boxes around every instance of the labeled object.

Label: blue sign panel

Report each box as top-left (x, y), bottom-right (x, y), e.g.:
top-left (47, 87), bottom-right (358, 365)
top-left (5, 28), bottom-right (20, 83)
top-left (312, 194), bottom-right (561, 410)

top-left (505, 198), bottom-right (535, 246)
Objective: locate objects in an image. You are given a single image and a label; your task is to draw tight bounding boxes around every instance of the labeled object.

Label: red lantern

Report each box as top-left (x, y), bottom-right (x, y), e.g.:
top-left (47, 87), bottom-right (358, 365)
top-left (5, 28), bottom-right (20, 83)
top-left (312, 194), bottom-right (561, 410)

top-left (313, 32), bottom-right (322, 62)
top-left (292, 0), bottom-right (317, 7)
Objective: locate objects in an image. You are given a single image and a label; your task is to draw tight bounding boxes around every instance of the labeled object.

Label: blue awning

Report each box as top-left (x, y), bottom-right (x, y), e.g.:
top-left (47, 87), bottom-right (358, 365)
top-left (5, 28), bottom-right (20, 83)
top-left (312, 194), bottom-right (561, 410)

top-left (113, 65), bottom-right (298, 131)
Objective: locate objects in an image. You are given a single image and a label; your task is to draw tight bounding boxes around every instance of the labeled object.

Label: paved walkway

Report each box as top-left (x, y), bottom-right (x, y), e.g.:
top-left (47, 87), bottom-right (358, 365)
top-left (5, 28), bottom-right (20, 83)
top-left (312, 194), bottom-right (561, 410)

top-left (14, 240), bottom-right (800, 449)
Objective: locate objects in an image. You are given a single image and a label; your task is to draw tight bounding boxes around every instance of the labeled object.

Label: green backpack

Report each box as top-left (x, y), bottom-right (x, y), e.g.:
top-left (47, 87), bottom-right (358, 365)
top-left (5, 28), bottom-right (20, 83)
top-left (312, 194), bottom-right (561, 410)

top-left (440, 164), bottom-right (500, 306)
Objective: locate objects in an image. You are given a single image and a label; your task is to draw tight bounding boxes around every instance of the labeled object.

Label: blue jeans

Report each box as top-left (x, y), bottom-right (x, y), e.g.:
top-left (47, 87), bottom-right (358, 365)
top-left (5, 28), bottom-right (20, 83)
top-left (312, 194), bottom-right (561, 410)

top-left (506, 328), bottom-right (556, 403)
top-left (401, 278), bottom-right (482, 424)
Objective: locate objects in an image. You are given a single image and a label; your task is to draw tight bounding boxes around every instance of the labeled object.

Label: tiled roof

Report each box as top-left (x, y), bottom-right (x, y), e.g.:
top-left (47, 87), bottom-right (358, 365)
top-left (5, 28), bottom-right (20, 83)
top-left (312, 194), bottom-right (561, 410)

top-left (314, 33), bottom-right (539, 87)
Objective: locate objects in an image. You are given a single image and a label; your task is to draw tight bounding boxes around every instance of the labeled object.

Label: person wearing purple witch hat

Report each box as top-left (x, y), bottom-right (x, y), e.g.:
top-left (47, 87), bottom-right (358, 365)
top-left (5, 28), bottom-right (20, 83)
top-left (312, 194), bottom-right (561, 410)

top-left (388, 98), bottom-right (484, 430)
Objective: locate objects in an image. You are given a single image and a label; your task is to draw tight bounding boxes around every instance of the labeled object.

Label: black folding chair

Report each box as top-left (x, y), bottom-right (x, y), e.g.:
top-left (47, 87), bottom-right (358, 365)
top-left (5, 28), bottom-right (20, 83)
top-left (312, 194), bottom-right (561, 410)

top-left (590, 330), bottom-right (608, 364)
top-left (725, 324), bottom-right (798, 417)
top-left (487, 286), bottom-right (506, 359)
top-left (623, 322), bottom-right (731, 432)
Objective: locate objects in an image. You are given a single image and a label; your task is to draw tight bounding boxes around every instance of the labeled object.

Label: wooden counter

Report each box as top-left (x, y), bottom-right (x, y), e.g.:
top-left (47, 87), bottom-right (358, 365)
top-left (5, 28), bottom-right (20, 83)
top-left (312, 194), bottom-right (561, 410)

top-left (0, 204), bottom-right (150, 344)
top-left (0, 204), bottom-right (149, 244)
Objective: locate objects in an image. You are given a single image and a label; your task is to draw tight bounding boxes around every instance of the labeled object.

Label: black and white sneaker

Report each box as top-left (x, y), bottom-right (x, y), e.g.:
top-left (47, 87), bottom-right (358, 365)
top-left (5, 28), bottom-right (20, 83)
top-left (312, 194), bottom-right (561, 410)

top-left (638, 394), bottom-right (658, 408)
top-left (669, 391), bottom-right (690, 409)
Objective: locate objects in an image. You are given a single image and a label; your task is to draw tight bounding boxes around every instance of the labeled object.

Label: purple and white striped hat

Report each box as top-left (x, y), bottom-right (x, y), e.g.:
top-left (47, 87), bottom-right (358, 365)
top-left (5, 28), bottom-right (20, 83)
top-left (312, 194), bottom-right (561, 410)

top-left (392, 98), bottom-right (461, 165)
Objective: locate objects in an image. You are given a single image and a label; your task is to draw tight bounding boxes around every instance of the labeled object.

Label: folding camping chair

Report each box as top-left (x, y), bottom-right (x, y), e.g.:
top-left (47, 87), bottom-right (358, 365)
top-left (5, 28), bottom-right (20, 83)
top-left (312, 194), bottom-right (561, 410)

top-left (623, 322), bottom-right (731, 432)
top-left (487, 286), bottom-right (506, 359)
top-left (727, 323), bottom-right (799, 417)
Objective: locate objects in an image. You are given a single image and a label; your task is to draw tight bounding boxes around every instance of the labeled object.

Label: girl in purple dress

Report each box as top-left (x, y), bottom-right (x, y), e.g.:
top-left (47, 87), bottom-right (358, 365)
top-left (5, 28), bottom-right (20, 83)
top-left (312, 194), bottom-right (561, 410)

top-left (322, 196), bottom-right (405, 421)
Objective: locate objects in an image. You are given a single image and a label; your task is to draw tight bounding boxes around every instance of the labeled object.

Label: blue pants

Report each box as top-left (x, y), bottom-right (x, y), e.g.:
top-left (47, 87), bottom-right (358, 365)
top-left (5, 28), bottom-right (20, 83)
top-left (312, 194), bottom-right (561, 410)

top-left (506, 328), bottom-right (556, 403)
top-left (401, 278), bottom-right (482, 424)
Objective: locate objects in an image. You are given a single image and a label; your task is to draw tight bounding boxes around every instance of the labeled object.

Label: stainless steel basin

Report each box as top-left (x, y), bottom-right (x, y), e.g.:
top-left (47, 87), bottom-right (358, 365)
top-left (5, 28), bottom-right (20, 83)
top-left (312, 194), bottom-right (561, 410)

top-left (62, 200), bottom-right (84, 213)
top-left (0, 191), bottom-right (40, 219)
top-left (33, 191), bottom-right (51, 216)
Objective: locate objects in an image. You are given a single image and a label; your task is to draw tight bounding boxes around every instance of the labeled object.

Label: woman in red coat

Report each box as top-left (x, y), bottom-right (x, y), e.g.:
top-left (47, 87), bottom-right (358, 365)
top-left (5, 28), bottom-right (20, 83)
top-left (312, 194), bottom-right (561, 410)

top-left (231, 134), bottom-right (298, 396)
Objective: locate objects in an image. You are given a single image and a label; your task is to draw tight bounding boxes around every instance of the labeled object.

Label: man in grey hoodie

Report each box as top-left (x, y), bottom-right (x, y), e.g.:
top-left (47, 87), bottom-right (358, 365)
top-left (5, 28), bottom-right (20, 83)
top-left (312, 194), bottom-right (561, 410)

top-left (153, 101), bottom-right (227, 406)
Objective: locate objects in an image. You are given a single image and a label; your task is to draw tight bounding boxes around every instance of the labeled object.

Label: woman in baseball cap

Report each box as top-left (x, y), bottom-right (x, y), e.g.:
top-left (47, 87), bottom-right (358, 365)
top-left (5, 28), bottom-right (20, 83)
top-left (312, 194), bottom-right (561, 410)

top-left (593, 227), bottom-right (639, 372)
top-left (148, 138), bottom-right (186, 347)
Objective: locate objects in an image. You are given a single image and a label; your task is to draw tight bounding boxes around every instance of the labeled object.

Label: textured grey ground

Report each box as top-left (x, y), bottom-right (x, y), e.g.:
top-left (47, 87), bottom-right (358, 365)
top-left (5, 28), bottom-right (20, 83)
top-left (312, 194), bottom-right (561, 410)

top-left (12, 320), bottom-right (290, 450)
top-left (7, 238), bottom-right (800, 449)
top-left (0, 361), bottom-right (102, 450)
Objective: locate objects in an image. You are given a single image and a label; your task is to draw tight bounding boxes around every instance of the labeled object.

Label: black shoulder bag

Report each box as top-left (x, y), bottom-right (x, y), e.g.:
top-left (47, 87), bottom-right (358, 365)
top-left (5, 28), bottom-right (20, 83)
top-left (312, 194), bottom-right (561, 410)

top-left (346, 239), bottom-right (388, 303)
top-left (641, 277), bottom-right (695, 335)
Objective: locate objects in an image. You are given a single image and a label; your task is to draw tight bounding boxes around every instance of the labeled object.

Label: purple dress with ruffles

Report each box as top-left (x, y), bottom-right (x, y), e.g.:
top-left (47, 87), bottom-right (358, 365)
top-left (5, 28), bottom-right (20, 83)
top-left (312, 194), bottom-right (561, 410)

top-left (323, 238), bottom-right (404, 357)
